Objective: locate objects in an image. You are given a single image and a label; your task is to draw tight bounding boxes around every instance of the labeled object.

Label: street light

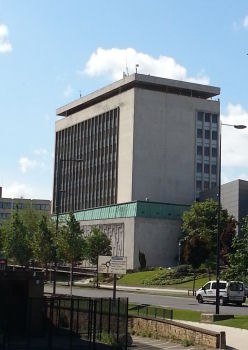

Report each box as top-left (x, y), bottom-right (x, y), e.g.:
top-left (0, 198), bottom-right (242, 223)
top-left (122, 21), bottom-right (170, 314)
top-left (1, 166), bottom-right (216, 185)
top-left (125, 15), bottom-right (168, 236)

top-left (178, 241), bottom-right (182, 266)
top-left (53, 157), bottom-right (84, 295)
top-left (215, 123), bottom-right (246, 314)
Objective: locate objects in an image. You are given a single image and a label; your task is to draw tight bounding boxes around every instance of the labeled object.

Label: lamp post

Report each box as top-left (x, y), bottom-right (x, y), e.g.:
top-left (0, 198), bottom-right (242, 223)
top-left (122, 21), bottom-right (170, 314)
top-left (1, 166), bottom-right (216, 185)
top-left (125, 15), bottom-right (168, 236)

top-left (53, 157), bottom-right (84, 295)
top-left (178, 241), bottom-right (181, 266)
top-left (215, 123), bottom-right (246, 314)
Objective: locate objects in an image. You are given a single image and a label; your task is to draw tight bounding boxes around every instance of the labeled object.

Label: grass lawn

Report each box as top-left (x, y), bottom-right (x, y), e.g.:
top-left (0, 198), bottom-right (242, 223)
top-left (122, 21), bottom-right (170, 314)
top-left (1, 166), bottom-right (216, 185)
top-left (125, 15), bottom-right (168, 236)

top-left (168, 276), bottom-right (216, 290)
top-left (118, 268), bottom-right (167, 285)
top-left (119, 268), bottom-right (215, 291)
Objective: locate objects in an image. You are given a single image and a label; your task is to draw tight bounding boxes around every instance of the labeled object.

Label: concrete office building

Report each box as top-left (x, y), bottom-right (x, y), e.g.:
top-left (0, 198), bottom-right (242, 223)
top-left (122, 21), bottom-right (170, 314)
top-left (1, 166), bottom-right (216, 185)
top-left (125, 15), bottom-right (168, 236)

top-left (200, 179), bottom-right (248, 235)
top-left (54, 74), bottom-right (220, 269)
top-left (0, 186), bottom-right (51, 226)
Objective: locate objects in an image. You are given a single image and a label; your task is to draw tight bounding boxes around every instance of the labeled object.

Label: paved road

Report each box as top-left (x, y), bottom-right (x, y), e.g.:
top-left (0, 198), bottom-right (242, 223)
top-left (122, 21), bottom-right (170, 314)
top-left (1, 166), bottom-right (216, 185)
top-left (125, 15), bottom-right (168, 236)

top-left (45, 285), bottom-right (248, 315)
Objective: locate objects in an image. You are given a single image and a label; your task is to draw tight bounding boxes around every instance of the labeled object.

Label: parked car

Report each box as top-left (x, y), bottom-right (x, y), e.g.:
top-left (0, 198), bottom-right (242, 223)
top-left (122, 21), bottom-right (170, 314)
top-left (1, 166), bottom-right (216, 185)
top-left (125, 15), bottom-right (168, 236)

top-left (196, 280), bottom-right (246, 306)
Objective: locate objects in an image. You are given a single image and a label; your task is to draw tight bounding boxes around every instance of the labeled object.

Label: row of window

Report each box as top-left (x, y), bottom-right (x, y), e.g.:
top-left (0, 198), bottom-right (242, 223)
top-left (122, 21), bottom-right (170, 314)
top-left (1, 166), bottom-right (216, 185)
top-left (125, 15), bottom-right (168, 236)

top-left (197, 163), bottom-right (217, 174)
top-left (197, 146), bottom-right (217, 157)
top-left (197, 112), bottom-right (218, 124)
top-left (0, 202), bottom-right (50, 210)
top-left (0, 213), bottom-right (11, 218)
top-left (196, 180), bottom-right (217, 190)
top-left (197, 129), bottom-right (218, 140)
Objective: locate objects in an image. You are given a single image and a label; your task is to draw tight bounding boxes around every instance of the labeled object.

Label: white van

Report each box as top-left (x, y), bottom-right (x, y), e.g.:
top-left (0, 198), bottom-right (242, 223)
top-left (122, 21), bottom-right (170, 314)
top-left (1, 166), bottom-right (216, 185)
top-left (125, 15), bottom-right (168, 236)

top-left (196, 280), bottom-right (246, 306)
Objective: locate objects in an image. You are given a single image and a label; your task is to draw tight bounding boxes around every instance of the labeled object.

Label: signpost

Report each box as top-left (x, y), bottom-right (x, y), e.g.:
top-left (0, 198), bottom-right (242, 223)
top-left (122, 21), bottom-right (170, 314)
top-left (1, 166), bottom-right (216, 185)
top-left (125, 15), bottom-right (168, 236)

top-left (98, 256), bottom-right (127, 299)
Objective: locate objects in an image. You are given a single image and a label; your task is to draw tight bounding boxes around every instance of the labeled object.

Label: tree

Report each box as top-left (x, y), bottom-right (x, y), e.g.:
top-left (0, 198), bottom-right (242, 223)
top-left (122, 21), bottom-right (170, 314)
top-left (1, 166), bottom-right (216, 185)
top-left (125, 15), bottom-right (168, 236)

top-left (85, 227), bottom-right (112, 288)
top-left (2, 210), bottom-right (32, 266)
top-left (32, 215), bottom-right (56, 279)
top-left (183, 232), bottom-right (210, 293)
top-left (182, 198), bottom-right (236, 272)
top-left (56, 212), bottom-right (84, 294)
top-left (225, 216), bottom-right (248, 284)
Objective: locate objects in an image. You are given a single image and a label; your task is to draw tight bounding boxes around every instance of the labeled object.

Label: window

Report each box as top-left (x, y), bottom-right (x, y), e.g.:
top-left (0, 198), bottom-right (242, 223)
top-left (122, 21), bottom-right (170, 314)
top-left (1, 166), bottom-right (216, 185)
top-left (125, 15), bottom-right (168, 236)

top-left (204, 147), bottom-right (210, 156)
top-left (212, 131), bottom-right (217, 140)
top-left (211, 182), bottom-right (217, 188)
top-left (204, 282), bottom-right (211, 290)
top-left (197, 112), bottom-right (203, 121)
top-left (204, 164), bottom-right (209, 173)
top-left (197, 129), bottom-right (203, 138)
top-left (204, 181), bottom-right (209, 189)
top-left (197, 163), bottom-right (202, 172)
top-left (212, 114), bottom-right (218, 123)
top-left (196, 180), bottom-right (202, 190)
top-left (205, 113), bottom-right (210, 122)
top-left (205, 130), bottom-right (210, 139)
top-left (212, 165), bottom-right (217, 174)
top-left (212, 148), bottom-right (217, 157)
top-left (197, 146), bottom-right (202, 155)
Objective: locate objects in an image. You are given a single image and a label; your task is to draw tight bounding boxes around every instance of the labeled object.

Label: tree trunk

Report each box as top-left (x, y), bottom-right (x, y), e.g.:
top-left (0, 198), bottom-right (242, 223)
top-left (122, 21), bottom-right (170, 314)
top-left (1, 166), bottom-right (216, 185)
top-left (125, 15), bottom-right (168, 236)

top-left (70, 262), bottom-right (73, 296)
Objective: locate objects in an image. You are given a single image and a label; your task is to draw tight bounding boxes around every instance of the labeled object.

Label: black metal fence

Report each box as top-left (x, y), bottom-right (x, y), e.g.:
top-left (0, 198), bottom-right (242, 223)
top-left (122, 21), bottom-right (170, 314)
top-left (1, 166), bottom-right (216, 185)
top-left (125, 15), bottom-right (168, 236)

top-left (128, 304), bottom-right (173, 320)
top-left (0, 295), bottom-right (128, 350)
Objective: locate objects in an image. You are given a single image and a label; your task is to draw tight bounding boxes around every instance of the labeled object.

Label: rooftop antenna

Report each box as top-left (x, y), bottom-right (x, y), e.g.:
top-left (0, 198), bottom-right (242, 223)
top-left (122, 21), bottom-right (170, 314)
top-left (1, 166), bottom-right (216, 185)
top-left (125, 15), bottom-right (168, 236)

top-left (79, 90), bottom-right (82, 98)
top-left (135, 64), bottom-right (139, 74)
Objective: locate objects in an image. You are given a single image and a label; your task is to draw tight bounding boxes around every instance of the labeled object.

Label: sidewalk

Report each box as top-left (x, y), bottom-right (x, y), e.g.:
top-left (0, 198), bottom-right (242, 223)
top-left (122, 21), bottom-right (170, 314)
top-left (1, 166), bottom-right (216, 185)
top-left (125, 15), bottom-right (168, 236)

top-left (74, 281), bottom-right (190, 295)
top-left (179, 320), bottom-right (248, 350)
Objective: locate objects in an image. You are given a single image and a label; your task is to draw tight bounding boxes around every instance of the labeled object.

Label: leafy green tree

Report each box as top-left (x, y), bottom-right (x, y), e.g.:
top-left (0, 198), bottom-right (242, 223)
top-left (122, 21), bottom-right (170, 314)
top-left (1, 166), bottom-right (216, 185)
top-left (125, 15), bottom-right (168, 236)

top-left (2, 210), bottom-right (32, 266)
top-left (182, 198), bottom-right (236, 273)
top-left (18, 204), bottom-right (44, 241)
top-left (32, 215), bottom-right (56, 279)
top-left (183, 233), bottom-right (210, 293)
top-left (56, 212), bottom-right (84, 294)
top-left (225, 216), bottom-right (248, 283)
top-left (85, 227), bottom-right (112, 288)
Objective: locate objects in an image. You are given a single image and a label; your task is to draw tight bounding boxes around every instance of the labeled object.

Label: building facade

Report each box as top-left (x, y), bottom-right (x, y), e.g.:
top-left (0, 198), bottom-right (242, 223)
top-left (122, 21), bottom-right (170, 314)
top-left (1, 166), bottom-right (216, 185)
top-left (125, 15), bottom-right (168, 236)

top-left (0, 187), bottom-right (51, 226)
top-left (54, 74), bottom-right (220, 268)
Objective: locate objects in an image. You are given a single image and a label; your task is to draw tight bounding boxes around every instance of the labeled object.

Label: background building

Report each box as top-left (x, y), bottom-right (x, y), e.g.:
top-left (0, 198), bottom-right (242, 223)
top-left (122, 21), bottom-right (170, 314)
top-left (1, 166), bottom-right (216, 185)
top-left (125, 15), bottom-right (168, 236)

top-left (0, 186), bottom-right (51, 226)
top-left (54, 73), bottom-right (220, 269)
top-left (200, 179), bottom-right (248, 235)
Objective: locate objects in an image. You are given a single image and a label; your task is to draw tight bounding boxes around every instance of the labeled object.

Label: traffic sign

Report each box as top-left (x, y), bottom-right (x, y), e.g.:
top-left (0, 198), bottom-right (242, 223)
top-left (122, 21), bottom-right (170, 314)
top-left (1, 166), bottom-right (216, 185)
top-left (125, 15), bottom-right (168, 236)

top-left (98, 256), bottom-right (127, 275)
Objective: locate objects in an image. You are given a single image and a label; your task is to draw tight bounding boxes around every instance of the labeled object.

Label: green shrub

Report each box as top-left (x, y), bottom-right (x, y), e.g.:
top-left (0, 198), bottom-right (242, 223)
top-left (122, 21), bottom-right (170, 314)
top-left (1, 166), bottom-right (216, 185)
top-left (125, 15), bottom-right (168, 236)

top-left (181, 338), bottom-right (194, 347)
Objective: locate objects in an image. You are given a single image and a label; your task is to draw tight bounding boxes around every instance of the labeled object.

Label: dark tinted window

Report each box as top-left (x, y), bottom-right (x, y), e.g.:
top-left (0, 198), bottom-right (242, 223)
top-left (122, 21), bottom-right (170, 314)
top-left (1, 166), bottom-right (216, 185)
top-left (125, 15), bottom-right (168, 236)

top-left (205, 113), bottom-right (210, 122)
top-left (204, 147), bottom-right (209, 156)
top-left (197, 146), bottom-right (202, 155)
top-left (212, 148), bottom-right (217, 157)
top-left (204, 164), bottom-right (209, 173)
top-left (229, 282), bottom-right (243, 291)
top-left (212, 131), bottom-right (217, 140)
top-left (197, 163), bottom-right (202, 172)
top-left (198, 112), bottom-right (203, 121)
top-left (212, 114), bottom-right (218, 123)
top-left (212, 165), bottom-right (217, 174)
top-left (197, 129), bottom-right (203, 138)
top-left (205, 130), bottom-right (210, 139)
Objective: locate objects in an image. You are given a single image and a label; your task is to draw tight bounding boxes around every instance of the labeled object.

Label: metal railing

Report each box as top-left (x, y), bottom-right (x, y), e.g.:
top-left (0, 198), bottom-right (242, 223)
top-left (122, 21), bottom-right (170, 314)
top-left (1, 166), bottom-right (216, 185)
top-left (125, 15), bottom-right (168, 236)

top-left (0, 295), bottom-right (128, 350)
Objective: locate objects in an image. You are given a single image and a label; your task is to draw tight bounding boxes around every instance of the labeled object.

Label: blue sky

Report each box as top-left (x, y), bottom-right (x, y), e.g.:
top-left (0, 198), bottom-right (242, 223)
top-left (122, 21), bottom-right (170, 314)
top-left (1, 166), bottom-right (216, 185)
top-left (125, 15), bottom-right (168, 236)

top-left (1, 0), bottom-right (248, 200)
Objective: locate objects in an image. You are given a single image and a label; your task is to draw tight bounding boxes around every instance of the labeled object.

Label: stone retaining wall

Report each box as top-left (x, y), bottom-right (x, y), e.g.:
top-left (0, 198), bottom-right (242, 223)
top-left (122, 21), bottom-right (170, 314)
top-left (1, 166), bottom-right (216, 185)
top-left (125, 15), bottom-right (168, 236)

top-left (129, 316), bottom-right (226, 349)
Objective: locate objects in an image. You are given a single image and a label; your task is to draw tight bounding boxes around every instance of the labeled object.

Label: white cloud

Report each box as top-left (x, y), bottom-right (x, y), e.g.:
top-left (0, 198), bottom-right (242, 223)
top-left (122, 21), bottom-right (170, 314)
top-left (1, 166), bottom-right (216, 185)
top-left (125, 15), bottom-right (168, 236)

top-left (63, 84), bottom-right (73, 97)
top-left (221, 103), bottom-right (248, 167)
top-left (83, 47), bottom-right (210, 84)
top-left (243, 15), bottom-right (248, 29)
top-left (221, 103), bottom-right (248, 184)
top-left (0, 24), bottom-right (12, 53)
top-left (3, 182), bottom-right (34, 199)
top-left (19, 157), bottom-right (37, 173)
top-left (3, 181), bottom-right (51, 200)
